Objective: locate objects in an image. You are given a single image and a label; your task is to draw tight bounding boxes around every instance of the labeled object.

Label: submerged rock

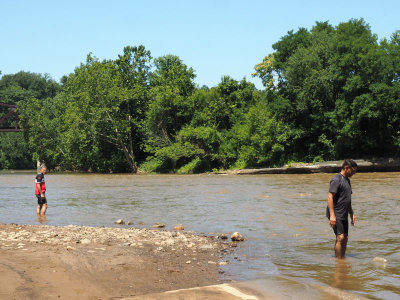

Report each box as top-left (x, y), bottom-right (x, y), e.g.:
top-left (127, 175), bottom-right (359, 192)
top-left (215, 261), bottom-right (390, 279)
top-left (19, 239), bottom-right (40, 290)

top-left (373, 257), bottom-right (387, 263)
top-left (174, 225), bottom-right (184, 231)
top-left (153, 222), bottom-right (165, 228)
top-left (231, 232), bottom-right (244, 241)
top-left (127, 221), bottom-right (134, 225)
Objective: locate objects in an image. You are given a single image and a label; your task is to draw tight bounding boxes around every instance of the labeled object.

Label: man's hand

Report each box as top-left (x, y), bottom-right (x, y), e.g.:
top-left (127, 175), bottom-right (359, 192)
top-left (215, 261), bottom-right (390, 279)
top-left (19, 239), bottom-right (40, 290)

top-left (351, 214), bottom-right (356, 226)
top-left (330, 215), bottom-right (336, 228)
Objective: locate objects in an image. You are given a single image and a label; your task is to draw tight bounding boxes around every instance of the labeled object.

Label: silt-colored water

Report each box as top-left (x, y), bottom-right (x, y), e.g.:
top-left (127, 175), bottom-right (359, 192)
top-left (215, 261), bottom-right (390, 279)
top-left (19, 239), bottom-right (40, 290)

top-left (0, 172), bottom-right (399, 299)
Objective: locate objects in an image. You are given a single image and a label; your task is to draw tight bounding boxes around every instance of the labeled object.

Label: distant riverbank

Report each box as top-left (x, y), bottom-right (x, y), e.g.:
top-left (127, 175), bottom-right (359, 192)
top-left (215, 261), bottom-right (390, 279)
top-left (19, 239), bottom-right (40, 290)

top-left (2, 158), bottom-right (400, 175)
top-left (219, 158), bottom-right (400, 175)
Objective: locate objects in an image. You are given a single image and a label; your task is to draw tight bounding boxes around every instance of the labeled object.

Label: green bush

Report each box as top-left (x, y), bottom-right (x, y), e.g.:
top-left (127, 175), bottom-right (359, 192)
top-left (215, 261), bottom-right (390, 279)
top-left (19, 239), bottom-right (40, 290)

top-left (139, 156), bottom-right (172, 173)
top-left (177, 157), bottom-right (204, 174)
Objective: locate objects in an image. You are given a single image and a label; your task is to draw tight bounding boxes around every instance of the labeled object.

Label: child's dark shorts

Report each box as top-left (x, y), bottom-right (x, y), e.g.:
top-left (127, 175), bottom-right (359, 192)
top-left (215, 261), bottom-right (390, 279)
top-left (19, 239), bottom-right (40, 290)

top-left (36, 194), bottom-right (47, 205)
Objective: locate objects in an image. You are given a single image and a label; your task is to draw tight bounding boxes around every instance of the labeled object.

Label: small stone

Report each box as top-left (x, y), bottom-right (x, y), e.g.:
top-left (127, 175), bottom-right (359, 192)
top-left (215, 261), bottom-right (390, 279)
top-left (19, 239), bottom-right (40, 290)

top-left (80, 238), bottom-right (91, 244)
top-left (186, 260), bottom-right (191, 264)
top-left (174, 225), bottom-right (184, 231)
top-left (66, 246), bottom-right (75, 251)
top-left (208, 261), bottom-right (217, 264)
top-left (138, 221), bottom-right (144, 225)
top-left (115, 219), bottom-right (125, 225)
top-left (127, 221), bottom-right (134, 225)
top-left (373, 257), bottom-right (387, 263)
top-left (153, 222), bottom-right (165, 228)
top-left (219, 261), bottom-right (228, 265)
top-left (218, 234), bottom-right (228, 240)
top-left (231, 232), bottom-right (244, 241)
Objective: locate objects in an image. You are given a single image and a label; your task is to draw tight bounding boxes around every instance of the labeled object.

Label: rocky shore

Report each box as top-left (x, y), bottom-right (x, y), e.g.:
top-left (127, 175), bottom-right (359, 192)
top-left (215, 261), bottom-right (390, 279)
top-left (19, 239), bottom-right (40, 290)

top-left (219, 158), bottom-right (400, 174)
top-left (0, 223), bottom-right (233, 299)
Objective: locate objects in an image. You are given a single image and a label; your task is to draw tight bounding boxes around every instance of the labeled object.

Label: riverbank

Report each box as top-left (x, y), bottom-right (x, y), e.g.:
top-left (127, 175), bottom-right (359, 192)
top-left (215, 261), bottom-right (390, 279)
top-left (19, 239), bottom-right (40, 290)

top-left (219, 158), bottom-right (400, 174)
top-left (2, 158), bottom-right (400, 175)
top-left (0, 223), bottom-right (232, 299)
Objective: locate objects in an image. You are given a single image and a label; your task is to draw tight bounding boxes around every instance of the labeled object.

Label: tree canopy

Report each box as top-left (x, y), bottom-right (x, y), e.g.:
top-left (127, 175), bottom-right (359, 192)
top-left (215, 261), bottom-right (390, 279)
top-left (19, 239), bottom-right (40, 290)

top-left (1, 18), bottom-right (399, 172)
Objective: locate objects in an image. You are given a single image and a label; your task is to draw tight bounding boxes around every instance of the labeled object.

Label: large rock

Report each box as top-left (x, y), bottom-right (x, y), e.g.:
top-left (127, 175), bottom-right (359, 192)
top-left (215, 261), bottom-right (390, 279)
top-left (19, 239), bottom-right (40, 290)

top-left (231, 232), bottom-right (244, 241)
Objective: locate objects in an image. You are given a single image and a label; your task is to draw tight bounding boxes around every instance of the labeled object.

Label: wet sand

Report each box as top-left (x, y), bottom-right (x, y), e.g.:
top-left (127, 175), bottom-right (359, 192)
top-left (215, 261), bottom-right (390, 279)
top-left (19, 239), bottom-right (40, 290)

top-left (0, 223), bottom-right (232, 299)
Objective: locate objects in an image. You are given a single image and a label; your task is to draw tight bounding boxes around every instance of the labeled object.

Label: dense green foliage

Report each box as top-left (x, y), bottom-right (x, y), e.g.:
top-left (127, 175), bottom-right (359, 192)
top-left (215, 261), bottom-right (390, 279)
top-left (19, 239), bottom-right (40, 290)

top-left (1, 19), bottom-right (399, 172)
top-left (254, 19), bottom-right (400, 162)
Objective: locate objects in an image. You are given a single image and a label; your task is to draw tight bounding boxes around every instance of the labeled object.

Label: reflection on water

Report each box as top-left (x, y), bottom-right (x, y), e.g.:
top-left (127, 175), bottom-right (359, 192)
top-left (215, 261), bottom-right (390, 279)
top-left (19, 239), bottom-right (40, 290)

top-left (331, 260), bottom-right (353, 290)
top-left (1, 172), bottom-right (399, 299)
top-left (36, 215), bottom-right (47, 224)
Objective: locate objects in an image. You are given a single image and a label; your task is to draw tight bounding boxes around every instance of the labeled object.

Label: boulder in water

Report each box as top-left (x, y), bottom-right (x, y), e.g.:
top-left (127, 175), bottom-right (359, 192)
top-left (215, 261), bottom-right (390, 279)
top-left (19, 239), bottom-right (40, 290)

top-left (231, 232), bottom-right (244, 241)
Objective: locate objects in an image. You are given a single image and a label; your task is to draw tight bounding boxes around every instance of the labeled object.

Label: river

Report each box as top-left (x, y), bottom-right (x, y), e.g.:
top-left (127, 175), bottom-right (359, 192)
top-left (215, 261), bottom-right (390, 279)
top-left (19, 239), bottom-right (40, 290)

top-left (1, 172), bottom-right (399, 299)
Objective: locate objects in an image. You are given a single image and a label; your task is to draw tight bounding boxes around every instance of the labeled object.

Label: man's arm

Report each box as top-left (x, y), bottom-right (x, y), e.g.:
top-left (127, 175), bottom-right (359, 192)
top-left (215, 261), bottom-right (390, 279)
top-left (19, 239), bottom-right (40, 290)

top-left (328, 192), bottom-right (336, 227)
top-left (349, 204), bottom-right (356, 226)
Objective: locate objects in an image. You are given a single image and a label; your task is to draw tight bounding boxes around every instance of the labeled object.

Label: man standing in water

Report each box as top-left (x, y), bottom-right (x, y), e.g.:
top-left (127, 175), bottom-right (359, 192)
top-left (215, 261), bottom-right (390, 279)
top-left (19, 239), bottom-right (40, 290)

top-left (35, 166), bottom-right (47, 216)
top-left (327, 159), bottom-right (357, 259)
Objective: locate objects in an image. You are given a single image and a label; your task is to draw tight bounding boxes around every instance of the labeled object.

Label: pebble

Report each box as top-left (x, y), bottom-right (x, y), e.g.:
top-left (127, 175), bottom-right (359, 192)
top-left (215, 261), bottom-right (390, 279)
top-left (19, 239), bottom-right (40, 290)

top-left (127, 221), bottom-right (134, 225)
top-left (174, 225), bottom-right (184, 231)
top-left (153, 222), bottom-right (165, 228)
top-left (186, 260), bottom-right (191, 264)
top-left (218, 234), bottom-right (228, 240)
top-left (114, 219), bottom-right (125, 225)
top-left (373, 257), bottom-right (387, 263)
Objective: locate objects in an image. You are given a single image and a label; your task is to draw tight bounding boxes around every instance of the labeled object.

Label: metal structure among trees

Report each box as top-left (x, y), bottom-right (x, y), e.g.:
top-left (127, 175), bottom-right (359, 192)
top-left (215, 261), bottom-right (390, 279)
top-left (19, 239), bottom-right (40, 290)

top-left (0, 103), bottom-right (20, 132)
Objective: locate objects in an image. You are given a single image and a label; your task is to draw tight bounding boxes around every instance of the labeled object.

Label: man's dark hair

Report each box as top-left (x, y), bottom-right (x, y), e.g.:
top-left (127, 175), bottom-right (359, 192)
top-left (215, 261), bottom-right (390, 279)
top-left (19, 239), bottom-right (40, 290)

top-left (342, 159), bottom-right (358, 169)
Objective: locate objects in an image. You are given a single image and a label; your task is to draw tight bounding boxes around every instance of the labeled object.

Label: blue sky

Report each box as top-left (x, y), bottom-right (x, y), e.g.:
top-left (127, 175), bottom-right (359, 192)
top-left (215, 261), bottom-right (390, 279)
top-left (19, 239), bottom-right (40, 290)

top-left (1, 0), bottom-right (400, 89)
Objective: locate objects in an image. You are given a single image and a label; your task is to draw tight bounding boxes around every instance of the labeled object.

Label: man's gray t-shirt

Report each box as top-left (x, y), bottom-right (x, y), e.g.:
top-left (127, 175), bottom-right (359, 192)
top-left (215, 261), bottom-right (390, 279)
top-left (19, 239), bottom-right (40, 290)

top-left (329, 174), bottom-right (352, 220)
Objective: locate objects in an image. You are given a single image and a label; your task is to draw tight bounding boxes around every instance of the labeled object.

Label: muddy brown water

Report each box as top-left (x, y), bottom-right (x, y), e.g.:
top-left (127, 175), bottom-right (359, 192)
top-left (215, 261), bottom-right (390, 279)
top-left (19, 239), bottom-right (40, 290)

top-left (1, 172), bottom-right (399, 299)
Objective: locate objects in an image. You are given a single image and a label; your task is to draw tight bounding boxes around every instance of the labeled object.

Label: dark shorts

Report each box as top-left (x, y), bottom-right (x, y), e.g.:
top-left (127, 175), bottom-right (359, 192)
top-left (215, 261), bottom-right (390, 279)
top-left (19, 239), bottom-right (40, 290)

top-left (36, 194), bottom-right (47, 205)
top-left (333, 218), bottom-right (348, 235)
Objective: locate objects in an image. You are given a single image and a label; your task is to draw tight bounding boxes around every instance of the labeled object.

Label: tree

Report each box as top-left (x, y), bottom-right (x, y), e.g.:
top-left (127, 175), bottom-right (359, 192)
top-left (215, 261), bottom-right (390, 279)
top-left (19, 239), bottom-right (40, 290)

top-left (253, 19), bottom-right (400, 162)
top-left (145, 55), bottom-right (196, 150)
top-left (60, 46), bottom-right (152, 172)
top-left (0, 72), bottom-right (60, 169)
